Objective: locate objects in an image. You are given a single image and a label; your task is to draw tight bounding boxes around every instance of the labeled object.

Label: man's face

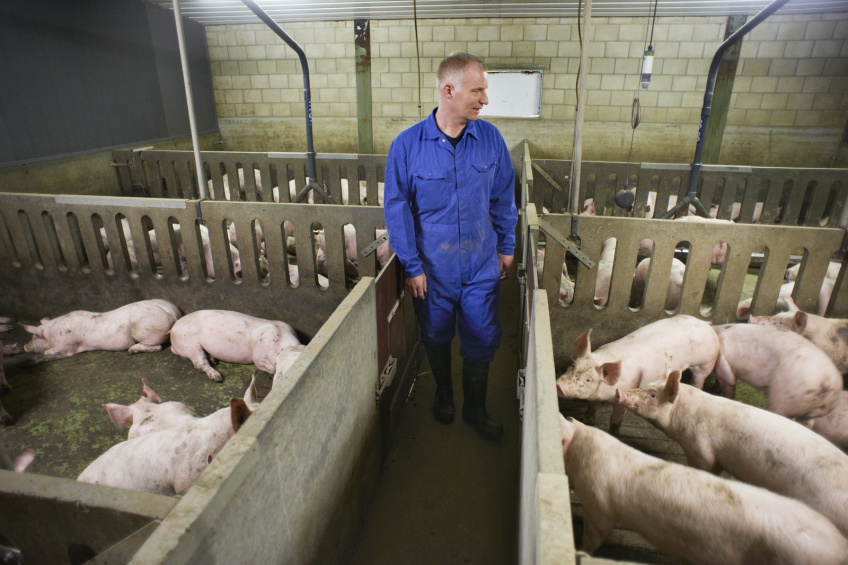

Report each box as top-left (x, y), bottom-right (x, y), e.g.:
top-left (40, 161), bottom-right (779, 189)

top-left (451, 64), bottom-right (489, 123)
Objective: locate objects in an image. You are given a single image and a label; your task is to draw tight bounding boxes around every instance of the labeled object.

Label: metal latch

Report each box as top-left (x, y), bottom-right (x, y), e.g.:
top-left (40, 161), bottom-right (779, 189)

top-left (375, 356), bottom-right (398, 407)
top-left (362, 233), bottom-right (389, 258)
top-left (539, 218), bottom-right (595, 270)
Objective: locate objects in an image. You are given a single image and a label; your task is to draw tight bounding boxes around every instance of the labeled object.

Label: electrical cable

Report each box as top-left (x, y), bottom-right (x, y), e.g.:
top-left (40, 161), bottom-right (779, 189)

top-left (413, 0), bottom-right (422, 121)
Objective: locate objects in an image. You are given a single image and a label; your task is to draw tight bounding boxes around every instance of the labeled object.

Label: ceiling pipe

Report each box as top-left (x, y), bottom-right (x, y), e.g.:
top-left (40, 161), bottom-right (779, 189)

top-left (661, 0), bottom-right (791, 219)
top-left (172, 0), bottom-right (208, 203)
top-left (240, 0), bottom-right (336, 204)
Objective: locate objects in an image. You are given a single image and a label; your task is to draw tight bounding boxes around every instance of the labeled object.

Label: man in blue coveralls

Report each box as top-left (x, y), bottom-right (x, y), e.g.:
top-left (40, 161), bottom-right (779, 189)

top-left (383, 53), bottom-right (518, 441)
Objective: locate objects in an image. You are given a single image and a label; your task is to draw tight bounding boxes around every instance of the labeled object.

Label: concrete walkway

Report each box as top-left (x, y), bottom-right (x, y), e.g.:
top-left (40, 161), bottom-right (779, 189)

top-left (347, 275), bottom-right (522, 565)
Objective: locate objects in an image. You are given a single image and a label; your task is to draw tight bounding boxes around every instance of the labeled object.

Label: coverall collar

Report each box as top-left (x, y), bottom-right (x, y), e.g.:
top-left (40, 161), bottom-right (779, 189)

top-left (426, 107), bottom-right (480, 141)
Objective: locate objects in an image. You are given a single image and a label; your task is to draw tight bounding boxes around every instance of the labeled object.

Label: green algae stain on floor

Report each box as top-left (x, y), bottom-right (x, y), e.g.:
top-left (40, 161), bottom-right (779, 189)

top-left (0, 349), bottom-right (260, 480)
top-left (734, 381), bottom-right (768, 409)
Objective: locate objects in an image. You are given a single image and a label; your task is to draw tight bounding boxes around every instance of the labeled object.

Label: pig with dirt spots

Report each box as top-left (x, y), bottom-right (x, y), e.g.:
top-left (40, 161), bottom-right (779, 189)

top-left (749, 301), bottom-right (848, 373)
top-left (556, 315), bottom-right (720, 435)
top-left (20, 299), bottom-right (181, 364)
top-left (169, 310), bottom-right (302, 382)
top-left (615, 370), bottom-right (848, 536)
top-left (559, 414), bottom-right (848, 564)
top-left (711, 324), bottom-right (842, 423)
top-left (810, 391), bottom-right (848, 452)
top-left (77, 378), bottom-right (258, 496)
top-left (104, 379), bottom-right (199, 439)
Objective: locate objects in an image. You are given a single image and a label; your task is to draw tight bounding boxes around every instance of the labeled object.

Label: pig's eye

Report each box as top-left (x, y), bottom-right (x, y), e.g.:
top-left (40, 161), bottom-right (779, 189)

top-left (650, 393), bottom-right (657, 399)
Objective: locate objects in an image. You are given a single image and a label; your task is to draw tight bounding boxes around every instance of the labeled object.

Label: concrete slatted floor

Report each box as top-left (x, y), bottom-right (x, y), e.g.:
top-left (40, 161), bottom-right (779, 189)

top-left (347, 275), bottom-right (522, 565)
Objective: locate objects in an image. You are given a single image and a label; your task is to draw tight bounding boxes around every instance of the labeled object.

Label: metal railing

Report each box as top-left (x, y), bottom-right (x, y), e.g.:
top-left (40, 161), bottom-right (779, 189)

top-left (527, 157), bottom-right (847, 227)
top-left (111, 149), bottom-right (387, 206)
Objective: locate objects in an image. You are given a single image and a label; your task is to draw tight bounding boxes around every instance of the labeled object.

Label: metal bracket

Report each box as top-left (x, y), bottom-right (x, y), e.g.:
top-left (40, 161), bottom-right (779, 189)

top-left (517, 369), bottom-right (526, 399)
top-left (362, 233), bottom-right (389, 258)
top-left (531, 162), bottom-right (563, 192)
top-left (375, 356), bottom-right (398, 408)
top-left (293, 180), bottom-right (338, 205)
top-left (539, 218), bottom-right (595, 270)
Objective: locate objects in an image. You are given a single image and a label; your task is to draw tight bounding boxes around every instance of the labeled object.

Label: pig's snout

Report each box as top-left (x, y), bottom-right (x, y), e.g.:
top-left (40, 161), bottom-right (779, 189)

top-left (614, 388), bottom-right (636, 409)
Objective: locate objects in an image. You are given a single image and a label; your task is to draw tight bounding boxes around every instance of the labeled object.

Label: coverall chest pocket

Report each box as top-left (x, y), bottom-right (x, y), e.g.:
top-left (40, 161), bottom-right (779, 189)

top-left (471, 161), bottom-right (496, 196)
top-left (412, 168), bottom-right (450, 212)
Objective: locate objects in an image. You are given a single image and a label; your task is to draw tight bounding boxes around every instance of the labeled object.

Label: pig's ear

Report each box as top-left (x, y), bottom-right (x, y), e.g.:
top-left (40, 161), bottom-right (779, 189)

top-left (601, 361), bottom-right (622, 386)
top-left (230, 398), bottom-right (253, 433)
top-left (572, 330), bottom-right (592, 359)
top-left (141, 379), bottom-right (162, 404)
top-left (794, 311), bottom-right (808, 334)
top-left (665, 371), bottom-right (681, 402)
top-left (39, 317), bottom-right (51, 325)
top-left (244, 375), bottom-right (258, 404)
top-left (13, 449), bottom-right (35, 473)
top-left (104, 404), bottom-right (133, 428)
top-left (21, 324), bottom-right (44, 338)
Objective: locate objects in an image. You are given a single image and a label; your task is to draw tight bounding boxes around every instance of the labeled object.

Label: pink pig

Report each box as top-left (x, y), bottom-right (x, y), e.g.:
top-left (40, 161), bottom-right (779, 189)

top-left (556, 315), bottom-right (720, 435)
top-left (559, 415), bottom-right (848, 564)
top-left (21, 299), bottom-right (181, 363)
top-left (104, 379), bottom-right (199, 439)
top-left (615, 370), bottom-right (848, 537)
top-left (749, 303), bottom-right (848, 373)
top-left (169, 310), bottom-right (302, 382)
top-left (810, 391), bottom-right (848, 452)
top-left (630, 257), bottom-right (685, 311)
top-left (711, 324), bottom-right (842, 423)
top-left (77, 380), bottom-right (258, 496)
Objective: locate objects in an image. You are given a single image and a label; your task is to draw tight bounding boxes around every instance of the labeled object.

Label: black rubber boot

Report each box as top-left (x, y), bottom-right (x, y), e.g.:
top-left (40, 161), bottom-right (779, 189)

top-left (426, 344), bottom-right (454, 424)
top-left (462, 360), bottom-right (503, 441)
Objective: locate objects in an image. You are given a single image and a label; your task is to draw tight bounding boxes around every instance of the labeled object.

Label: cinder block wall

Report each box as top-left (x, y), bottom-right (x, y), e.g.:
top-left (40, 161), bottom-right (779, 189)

top-left (205, 14), bottom-right (848, 167)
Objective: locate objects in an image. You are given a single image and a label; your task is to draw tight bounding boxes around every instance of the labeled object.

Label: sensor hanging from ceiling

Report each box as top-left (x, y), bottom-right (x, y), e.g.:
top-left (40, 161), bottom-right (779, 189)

top-left (642, 0), bottom-right (659, 89)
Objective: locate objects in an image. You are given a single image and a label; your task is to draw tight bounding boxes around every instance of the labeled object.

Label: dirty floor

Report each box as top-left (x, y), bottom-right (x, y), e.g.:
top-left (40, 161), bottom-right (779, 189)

top-left (347, 275), bottom-right (521, 565)
top-left (0, 323), bottom-right (268, 479)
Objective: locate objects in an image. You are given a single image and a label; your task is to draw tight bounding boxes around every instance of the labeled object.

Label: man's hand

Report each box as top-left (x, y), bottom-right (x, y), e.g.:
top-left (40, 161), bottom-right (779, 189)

top-left (499, 253), bottom-right (515, 280)
top-left (405, 273), bottom-right (427, 299)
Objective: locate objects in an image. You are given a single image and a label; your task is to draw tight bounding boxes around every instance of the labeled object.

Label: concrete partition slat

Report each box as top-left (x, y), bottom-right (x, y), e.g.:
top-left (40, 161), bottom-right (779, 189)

top-left (0, 470), bottom-right (176, 564)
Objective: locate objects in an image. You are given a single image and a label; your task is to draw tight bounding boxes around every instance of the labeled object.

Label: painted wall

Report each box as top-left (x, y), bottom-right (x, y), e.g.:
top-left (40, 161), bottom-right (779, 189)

top-left (205, 13), bottom-right (848, 167)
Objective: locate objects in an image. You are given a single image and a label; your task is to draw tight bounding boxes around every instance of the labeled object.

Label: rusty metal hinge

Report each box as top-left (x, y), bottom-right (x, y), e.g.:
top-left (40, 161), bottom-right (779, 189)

top-left (375, 356), bottom-right (398, 408)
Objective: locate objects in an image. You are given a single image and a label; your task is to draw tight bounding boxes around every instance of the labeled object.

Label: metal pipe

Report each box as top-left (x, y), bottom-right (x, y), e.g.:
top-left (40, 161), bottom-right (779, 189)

top-left (172, 0), bottom-right (207, 200)
top-left (570, 0), bottom-right (591, 216)
top-left (241, 0), bottom-right (323, 202)
top-left (662, 0), bottom-right (790, 219)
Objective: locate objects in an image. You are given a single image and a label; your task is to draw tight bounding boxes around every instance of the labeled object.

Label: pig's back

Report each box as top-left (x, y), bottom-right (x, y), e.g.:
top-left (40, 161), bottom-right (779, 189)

top-left (575, 428), bottom-right (848, 565)
top-left (597, 315), bottom-right (719, 381)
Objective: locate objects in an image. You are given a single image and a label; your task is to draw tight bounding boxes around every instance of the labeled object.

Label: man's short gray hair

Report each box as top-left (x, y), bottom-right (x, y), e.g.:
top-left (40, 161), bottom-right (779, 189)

top-left (437, 52), bottom-right (486, 91)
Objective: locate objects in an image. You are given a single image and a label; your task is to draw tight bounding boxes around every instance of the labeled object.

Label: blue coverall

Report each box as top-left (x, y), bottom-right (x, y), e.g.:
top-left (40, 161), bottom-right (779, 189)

top-left (383, 109), bottom-right (518, 363)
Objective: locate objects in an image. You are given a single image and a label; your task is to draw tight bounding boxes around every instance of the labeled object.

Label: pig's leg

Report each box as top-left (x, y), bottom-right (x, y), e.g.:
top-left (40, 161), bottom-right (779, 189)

top-left (2, 343), bottom-right (24, 356)
top-left (0, 372), bottom-right (9, 394)
top-left (683, 446), bottom-right (720, 474)
top-left (128, 343), bottom-right (163, 354)
top-left (688, 362), bottom-right (715, 391)
top-left (582, 402), bottom-right (598, 425)
top-left (581, 511), bottom-right (614, 555)
top-left (184, 348), bottom-right (223, 382)
top-left (608, 403), bottom-right (627, 437)
top-left (0, 401), bottom-right (13, 425)
top-left (712, 352), bottom-right (737, 399)
top-left (33, 349), bottom-right (76, 364)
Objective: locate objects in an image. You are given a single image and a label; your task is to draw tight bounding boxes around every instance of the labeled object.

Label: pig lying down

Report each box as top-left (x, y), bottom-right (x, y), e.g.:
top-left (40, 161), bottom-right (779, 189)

top-left (711, 323), bottom-right (842, 422)
top-left (615, 370), bottom-right (848, 537)
top-left (21, 299), bottom-right (182, 364)
top-left (559, 415), bottom-right (848, 564)
top-left (556, 315), bottom-right (719, 435)
top-left (78, 379), bottom-right (258, 496)
top-left (169, 310), bottom-right (302, 381)
top-left (104, 379), bottom-right (199, 439)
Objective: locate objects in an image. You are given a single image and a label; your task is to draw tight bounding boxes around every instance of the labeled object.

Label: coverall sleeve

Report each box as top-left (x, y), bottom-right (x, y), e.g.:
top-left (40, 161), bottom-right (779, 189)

top-left (489, 135), bottom-right (518, 255)
top-left (383, 139), bottom-right (425, 278)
